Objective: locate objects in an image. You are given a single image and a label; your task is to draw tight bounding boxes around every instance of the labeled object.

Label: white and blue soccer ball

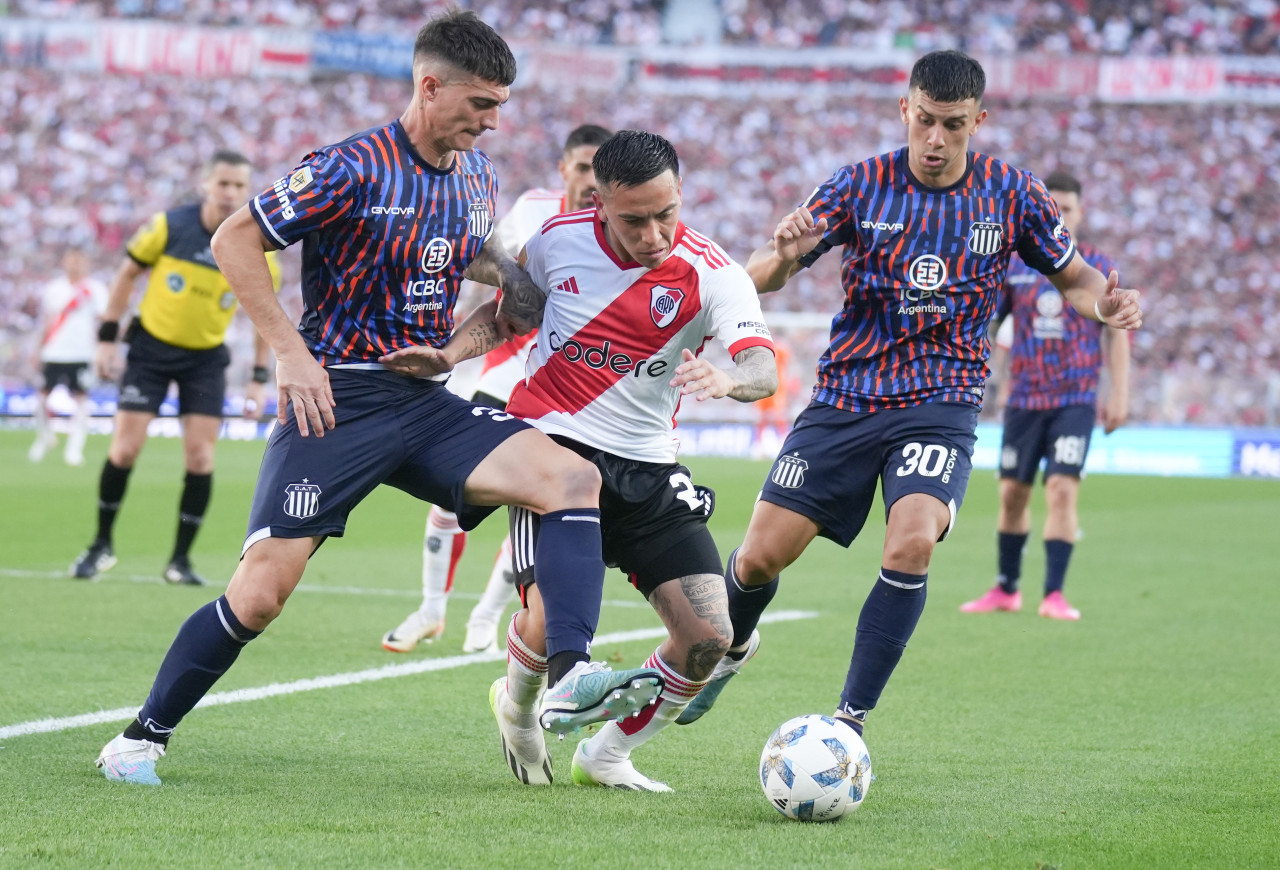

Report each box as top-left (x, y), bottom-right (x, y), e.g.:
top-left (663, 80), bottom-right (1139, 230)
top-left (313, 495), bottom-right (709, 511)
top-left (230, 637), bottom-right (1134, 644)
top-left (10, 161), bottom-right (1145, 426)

top-left (759, 714), bottom-right (872, 821)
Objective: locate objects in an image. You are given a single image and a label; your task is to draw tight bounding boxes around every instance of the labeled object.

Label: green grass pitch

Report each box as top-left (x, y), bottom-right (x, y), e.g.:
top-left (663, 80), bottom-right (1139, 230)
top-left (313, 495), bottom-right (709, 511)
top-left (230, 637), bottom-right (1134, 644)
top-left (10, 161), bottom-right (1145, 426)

top-left (0, 429), bottom-right (1276, 868)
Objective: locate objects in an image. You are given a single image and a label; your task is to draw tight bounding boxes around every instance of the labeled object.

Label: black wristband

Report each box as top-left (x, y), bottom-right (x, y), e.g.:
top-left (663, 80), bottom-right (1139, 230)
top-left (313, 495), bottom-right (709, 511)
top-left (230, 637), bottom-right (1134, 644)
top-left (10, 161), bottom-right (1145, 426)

top-left (98, 321), bottom-right (120, 342)
top-left (252, 365), bottom-right (270, 384)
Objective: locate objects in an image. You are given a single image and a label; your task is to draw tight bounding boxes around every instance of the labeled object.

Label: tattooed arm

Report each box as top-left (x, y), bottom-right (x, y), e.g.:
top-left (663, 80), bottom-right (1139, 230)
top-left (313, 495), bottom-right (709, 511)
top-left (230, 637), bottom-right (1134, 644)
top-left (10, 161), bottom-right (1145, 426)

top-left (465, 239), bottom-right (546, 337)
top-left (670, 345), bottom-right (779, 403)
top-left (378, 299), bottom-right (502, 378)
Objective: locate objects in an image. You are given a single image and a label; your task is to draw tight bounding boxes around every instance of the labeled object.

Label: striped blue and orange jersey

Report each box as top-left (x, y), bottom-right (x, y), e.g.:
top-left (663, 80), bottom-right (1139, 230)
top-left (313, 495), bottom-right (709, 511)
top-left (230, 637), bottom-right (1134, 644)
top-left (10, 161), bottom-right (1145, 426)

top-left (999, 244), bottom-right (1115, 410)
top-left (798, 148), bottom-right (1076, 412)
top-left (251, 120), bottom-right (498, 366)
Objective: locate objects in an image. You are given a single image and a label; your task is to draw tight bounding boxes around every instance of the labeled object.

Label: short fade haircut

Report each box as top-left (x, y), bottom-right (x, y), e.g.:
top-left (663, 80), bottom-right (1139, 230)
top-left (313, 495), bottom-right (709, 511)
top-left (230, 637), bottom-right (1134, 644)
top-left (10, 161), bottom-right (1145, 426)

top-left (592, 130), bottom-right (679, 189)
top-left (564, 124), bottom-right (613, 154)
top-left (205, 149), bottom-right (250, 175)
top-left (909, 50), bottom-right (985, 104)
top-left (413, 9), bottom-right (516, 87)
top-left (1043, 170), bottom-right (1083, 196)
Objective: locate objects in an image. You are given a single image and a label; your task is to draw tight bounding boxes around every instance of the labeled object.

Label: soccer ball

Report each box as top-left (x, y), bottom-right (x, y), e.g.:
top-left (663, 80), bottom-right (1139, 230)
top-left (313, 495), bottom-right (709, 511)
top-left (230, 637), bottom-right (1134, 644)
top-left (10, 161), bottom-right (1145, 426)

top-left (759, 714), bottom-right (872, 821)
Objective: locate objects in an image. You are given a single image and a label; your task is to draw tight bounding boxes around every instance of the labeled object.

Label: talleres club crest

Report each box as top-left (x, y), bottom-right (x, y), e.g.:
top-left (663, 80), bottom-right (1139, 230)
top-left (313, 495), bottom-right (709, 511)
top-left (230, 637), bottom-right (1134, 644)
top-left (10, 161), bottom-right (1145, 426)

top-left (650, 285), bottom-right (685, 328)
top-left (468, 202), bottom-right (492, 239)
top-left (966, 221), bottom-right (1004, 256)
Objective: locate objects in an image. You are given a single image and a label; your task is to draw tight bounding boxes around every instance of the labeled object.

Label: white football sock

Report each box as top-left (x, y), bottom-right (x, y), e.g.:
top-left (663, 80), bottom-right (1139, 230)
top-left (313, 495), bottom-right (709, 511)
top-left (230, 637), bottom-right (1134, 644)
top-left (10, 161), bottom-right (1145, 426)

top-left (420, 506), bottom-right (465, 624)
top-left (65, 398), bottom-right (90, 461)
top-left (505, 613), bottom-right (547, 712)
top-left (590, 649), bottom-right (706, 759)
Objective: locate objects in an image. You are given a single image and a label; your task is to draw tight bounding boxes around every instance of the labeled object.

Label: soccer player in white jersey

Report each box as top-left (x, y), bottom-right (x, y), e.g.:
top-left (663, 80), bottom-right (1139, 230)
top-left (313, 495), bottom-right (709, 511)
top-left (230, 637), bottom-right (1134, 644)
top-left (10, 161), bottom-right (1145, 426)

top-left (489, 130), bottom-right (778, 789)
top-left (29, 248), bottom-right (108, 466)
top-left (382, 124), bottom-right (613, 655)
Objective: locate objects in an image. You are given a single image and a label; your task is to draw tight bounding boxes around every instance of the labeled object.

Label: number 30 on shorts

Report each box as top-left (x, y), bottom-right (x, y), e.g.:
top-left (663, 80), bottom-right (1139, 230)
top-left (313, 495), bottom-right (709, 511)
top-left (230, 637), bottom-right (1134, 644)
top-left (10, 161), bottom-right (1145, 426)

top-left (895, 442), bottom-right (957, 479)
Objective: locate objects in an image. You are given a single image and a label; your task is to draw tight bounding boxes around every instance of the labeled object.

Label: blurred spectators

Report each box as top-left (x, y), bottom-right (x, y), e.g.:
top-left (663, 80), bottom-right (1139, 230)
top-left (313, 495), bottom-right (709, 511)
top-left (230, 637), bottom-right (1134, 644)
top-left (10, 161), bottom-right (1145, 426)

top-left (717, 0), bottom-right (1280, 56)
top-left (3, 0), bottom-right (669, 44)
top-left (2, 62), bottom-right (1277, 425)
top-left (8, 1), bottom-right (1280, 53)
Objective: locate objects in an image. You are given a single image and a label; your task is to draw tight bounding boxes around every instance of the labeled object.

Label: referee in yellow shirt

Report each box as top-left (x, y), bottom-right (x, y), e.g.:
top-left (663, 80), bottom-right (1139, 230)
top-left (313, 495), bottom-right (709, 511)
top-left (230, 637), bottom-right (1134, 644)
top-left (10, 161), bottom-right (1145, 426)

top-left (72, 150), bottom-right (280, 585)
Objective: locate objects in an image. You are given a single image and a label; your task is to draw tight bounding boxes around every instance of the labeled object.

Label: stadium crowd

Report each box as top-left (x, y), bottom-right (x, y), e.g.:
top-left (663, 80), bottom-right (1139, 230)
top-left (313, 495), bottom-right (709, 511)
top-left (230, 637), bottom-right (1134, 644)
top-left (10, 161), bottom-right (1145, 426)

top-left (8, 0), bottom-right (1280, 54)
top-left (718, 0), bottom-right (1280, 54)
top-left (2, 64), bottom-right (1277, 425)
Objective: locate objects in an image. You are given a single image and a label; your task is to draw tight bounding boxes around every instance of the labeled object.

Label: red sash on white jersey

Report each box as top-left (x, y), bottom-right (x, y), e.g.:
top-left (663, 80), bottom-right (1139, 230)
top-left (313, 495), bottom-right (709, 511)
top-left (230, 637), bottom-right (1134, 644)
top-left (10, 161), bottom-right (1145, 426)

top-left (508, 255), bottom-right (704, 418)
top-left (44, 281), bottom-right (93, 347)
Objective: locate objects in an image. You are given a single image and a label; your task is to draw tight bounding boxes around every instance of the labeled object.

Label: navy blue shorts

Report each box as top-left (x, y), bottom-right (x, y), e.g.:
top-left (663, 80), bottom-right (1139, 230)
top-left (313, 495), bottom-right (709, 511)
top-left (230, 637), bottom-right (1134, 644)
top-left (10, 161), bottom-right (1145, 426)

top-left (1000, 404), bottom-right (1095, 483)
top-left (760, 400), bottom-right (979, 547)
top-left (119, 322), bottom-right (229, 417)
top-left (243, 368), bottom-right (531, 551)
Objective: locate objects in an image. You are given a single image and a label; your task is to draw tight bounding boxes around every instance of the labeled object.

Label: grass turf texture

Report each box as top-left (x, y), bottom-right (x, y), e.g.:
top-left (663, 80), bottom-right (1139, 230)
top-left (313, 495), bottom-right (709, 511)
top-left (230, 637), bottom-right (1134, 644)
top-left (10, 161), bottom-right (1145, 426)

top-left (0, 429), bottom-right (1276, 868)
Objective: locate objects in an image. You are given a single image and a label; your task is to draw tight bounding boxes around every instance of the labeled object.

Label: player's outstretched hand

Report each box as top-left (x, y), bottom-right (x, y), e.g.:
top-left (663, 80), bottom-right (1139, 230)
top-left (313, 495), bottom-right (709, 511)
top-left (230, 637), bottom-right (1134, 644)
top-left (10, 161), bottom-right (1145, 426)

top-left (379, 346), bottom-right (455, 380)
top-left (1097, 271), bottom-right (1142, 330)
top-left (276, 353), bottom-right (335, 437)
top-left (774, 207), bottom-right (829, 263)
top-left (670, 348), bottom-right (733, 402)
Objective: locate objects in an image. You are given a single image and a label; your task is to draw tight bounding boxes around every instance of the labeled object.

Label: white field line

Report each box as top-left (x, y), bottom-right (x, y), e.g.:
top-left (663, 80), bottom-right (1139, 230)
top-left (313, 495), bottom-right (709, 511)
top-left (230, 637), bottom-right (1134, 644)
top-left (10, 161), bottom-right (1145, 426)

top-left (0, 610), bottom-right (818, 741)
top-left (0, 567), bottom-right (650, 607)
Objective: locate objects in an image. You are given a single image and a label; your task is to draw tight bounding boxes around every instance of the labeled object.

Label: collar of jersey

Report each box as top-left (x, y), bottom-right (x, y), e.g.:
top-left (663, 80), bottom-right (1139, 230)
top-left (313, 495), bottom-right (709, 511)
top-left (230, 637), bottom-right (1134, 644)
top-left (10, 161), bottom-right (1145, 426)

top-left (593, 214), bottom-right (687, 271)
top-left (392, 120), bottom-right (457, 176)
top-left (900, 148), bottom-right (974, 193)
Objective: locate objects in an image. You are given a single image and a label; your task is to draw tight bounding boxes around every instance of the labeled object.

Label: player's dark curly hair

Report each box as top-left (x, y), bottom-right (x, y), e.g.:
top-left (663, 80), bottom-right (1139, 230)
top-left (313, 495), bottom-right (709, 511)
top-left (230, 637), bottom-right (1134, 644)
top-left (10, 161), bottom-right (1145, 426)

top-left (413, 9), bottom-right (516, 86)
top-left (909, 50), bottom-right (985, 103)
top-left (592, 130), bottom-right (680, 189)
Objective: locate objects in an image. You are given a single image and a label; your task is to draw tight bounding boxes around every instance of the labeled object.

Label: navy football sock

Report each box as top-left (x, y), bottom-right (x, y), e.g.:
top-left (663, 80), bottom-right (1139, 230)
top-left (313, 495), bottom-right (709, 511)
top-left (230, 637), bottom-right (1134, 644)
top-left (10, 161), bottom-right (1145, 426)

top-left (997, 531), bottom-right (1028, 594)
top-left (1043, 539), bottom-right (1074, 595)
top-left (725, 548), bottom-right (779, 649)
top-left (133, 596), bottom-right (260, 741)
top-left (840, 569), bottom-right (927, 721)
top-left (534, 508), bottom-right (604, 662)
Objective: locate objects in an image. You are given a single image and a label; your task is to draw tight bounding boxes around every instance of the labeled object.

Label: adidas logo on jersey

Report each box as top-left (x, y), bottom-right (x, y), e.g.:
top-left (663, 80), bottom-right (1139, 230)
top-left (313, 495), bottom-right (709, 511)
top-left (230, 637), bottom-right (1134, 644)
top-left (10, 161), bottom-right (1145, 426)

top-left (553, 276), bottom-right (580, 294)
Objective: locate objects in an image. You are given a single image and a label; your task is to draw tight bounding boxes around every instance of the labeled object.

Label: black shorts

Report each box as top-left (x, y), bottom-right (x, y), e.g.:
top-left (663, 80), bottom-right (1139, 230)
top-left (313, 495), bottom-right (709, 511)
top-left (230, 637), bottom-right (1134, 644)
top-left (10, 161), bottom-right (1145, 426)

top-left (42, 362), bottom-right (90, 394)
top-left (470, 390), bottom-right (508, 412)
top-left (117, 322), bottom-right (230, 417)
top-left (243, 368), bottom-right (531, 550)
top-left (1000, 405), bottom-right (1096, 483)
top-left (509, 437), bottom-right (722, 599)
top-left (760, 400), bottom-right (979, 547)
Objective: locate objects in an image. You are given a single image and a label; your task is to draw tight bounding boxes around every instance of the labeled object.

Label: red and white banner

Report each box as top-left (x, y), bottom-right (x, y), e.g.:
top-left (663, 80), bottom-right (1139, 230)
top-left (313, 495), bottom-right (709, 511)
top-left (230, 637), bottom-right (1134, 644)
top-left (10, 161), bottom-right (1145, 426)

top-left (1, 20), bottom-right (310, 78)
top-left (982, 56), bottom-right (1099, 100)
top-left (7, 19), bottom-right (1280, 104)
top-left (1221, 56), bottom-right (1280, 104)
top-left (1097, 56), bottom-right (1223, 102)
top-left (634, 46), bottom-right (911, 97)
top-left (515, 43), bottom-right (628, 91)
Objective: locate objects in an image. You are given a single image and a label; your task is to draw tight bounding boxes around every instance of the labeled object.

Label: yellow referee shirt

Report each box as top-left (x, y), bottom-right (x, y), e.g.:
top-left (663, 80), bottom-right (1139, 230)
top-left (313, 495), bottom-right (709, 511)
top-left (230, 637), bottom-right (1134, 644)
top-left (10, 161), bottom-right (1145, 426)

top-left (128, 203), bottom-right (281, 351)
